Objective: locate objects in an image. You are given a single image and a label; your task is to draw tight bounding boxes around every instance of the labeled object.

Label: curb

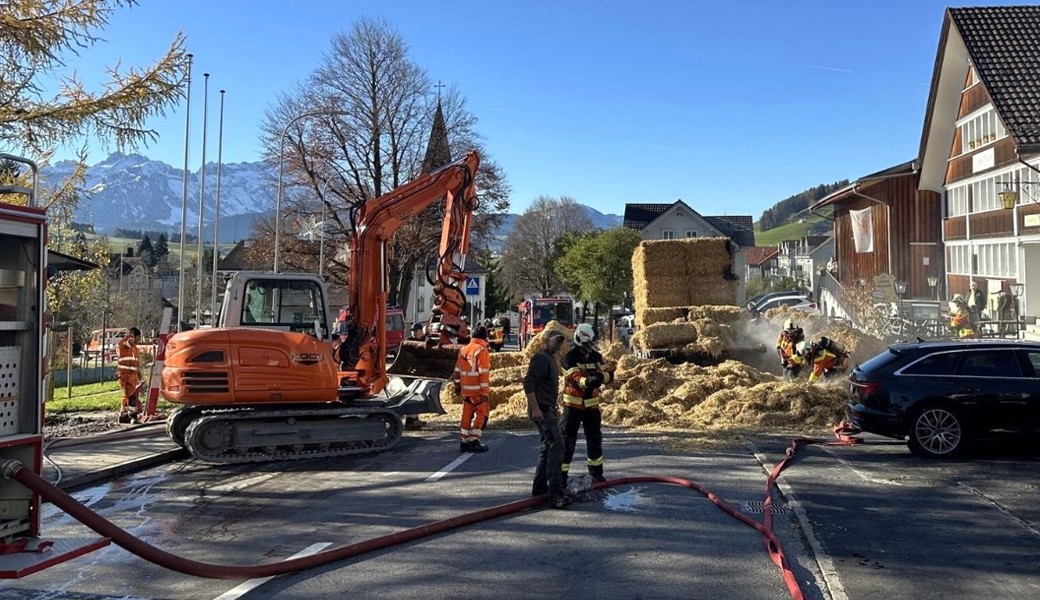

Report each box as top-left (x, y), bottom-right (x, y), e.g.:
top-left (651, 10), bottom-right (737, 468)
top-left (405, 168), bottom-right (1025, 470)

top-left (58, 448), bottom-right (189, 494)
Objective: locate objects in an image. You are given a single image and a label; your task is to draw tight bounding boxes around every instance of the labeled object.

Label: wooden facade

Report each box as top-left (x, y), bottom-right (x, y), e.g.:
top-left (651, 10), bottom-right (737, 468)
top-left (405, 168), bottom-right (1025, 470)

top-left (831, 175), bottom-right (943, 299)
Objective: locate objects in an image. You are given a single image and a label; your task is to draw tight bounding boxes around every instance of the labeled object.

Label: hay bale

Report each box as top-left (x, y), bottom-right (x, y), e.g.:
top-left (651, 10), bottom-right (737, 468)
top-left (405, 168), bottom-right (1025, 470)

top-left (630, 322), bottom-right (698, 350)
top-left (633, 238), bottom-right (738, 311)
top-left (636, 307), bottom-right (688, 328)
top-left (490, 352), bottom-right (524, 369)
top-left (489, 383), bottom-right (525, 409)
top-left (490, 365), bottom-right (526, 388)
top-left (687, 305), bottom-right (747, 325)
top-left (520, 320), bottom-right (573, 363)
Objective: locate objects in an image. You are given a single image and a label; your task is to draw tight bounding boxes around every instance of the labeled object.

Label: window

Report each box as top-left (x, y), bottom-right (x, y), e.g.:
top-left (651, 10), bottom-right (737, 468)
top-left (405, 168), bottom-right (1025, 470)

top-left (902, 352), bottom-right (961, 376)
top-left (947, 245), bottom-right (971, 275)
top-left (972, 242), bottom-right (1016, 278)
top-left (685, 230), bottom-right (697, 238)
top-left (959, 108), bottom-right (1006, 154)
top-left (957, 350), bottom-right (1022, 378)
top-left (1021, 351), bottom-right (1040, 378)
top-left (241, 278), bottom-right (327, 332)
top-left (947, 185), bottom-right (968, 217)
top-left (662, 229), bottom-right (675, 240)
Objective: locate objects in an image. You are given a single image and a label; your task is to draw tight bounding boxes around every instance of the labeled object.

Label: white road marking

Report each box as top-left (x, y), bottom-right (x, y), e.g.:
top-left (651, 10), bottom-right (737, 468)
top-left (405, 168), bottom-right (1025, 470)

top-left (212, 542), bottom-right (333, 600)
top-left (425, 454), bottom-right (473, 482)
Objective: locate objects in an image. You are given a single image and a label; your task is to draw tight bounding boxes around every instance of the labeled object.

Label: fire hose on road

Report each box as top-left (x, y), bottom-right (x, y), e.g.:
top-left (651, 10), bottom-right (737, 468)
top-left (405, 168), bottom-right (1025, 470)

top-left (2, 423), bottom-right (866, 600)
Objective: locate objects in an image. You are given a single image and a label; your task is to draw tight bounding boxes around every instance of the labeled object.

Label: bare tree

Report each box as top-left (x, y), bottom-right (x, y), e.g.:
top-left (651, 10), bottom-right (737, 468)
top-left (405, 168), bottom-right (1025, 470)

top-left (256, 19), bottom-right (509, 305)
top-left (500, 196), bottom-right (593, 297)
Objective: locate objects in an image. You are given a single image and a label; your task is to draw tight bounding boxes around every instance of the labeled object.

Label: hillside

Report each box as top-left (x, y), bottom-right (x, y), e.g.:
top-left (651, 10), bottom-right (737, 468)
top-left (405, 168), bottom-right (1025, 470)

top-left (753, 179), bottom-right (846, 244)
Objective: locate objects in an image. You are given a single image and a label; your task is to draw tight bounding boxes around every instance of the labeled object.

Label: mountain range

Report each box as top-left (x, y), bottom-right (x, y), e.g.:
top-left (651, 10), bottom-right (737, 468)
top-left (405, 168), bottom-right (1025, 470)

top-left (41, 152), bottom-right (623, 245)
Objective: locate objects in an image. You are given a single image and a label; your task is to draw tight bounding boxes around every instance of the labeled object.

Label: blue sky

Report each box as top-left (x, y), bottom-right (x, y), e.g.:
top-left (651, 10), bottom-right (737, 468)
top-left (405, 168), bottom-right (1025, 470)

top-left (49, 0), bottom-right (1033, 220)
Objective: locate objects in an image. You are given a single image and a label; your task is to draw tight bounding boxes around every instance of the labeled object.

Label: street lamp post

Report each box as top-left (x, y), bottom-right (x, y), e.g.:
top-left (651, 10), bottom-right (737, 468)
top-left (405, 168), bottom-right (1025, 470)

top-left (273, 110), bottom-right (349, 273)
top-left (1011, 282), bottom-right (1025, 329)
top-left (895, 280), bottom-right (907, 315)
top-left (927, 275), bottom-right (939, 301)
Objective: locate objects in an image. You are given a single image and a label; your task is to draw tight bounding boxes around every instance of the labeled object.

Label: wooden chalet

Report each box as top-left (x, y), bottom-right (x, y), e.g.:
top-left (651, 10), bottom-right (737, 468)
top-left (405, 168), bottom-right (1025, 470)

top-left (810, 161), bottom-right (943, 300)
top-left (918, 6), bottom-right (1040, 321)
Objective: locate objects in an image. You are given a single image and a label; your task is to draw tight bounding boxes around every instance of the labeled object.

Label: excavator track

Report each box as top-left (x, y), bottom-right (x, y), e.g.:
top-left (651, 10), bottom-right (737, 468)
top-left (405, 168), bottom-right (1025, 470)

top-left (181, 407), bottom-right (403, 464)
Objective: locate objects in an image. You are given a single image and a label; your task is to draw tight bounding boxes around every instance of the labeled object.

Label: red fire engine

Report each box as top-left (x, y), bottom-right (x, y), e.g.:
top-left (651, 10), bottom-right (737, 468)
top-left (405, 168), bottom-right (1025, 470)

top-left (0, 154), bottom-right (110, 577)
top-left (517, 295), bottom-right (576, 349)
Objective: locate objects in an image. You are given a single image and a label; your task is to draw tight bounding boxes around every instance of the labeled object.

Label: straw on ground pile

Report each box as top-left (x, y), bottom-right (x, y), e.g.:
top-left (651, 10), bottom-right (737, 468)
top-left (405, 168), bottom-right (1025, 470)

top-left (428, 238), bottom-right (883, 439)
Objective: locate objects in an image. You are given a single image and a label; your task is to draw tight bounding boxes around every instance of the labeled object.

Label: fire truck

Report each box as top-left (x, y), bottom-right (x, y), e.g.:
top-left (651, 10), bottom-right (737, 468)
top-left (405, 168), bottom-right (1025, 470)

top-left (517, 295), bottom-right (576, 349)
top-left (0, 154), bottom-right (110, 577)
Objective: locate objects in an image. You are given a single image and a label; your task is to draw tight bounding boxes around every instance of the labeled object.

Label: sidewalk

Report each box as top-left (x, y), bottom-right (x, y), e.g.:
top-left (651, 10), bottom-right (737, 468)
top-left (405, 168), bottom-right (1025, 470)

top-left (43, 424), bottom-right (186, 492)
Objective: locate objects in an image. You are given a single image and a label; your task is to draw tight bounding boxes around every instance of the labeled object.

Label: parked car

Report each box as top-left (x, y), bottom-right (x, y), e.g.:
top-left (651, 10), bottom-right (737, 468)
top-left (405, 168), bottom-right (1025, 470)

top-left (847, 339), bottom-right (1040, 458)
top-left (746, 290), bottom-right (806, 312)
top-left (749, 294), bottom-right (818, 316)
top-left (615, 315), bottom-right (635, 347)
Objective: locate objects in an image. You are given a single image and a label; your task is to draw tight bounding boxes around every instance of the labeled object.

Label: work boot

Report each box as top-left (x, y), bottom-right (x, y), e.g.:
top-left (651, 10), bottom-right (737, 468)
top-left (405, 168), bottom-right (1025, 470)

top-left (117, 412), bottom-right (132, 424)
top-left (469, 441), bottom-right (489, 453)
top-left (459, 440), bottom-right (473, 452)
top-left (591, 474), bottom-right (606, 484)
top-left (550, 495), bottom-right (572, 510)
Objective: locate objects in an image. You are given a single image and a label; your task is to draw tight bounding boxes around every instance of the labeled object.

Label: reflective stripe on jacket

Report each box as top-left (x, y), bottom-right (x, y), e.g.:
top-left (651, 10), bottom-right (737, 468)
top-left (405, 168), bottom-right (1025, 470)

top-left (116, 336), bottom-right (140, 376)
top-left (562, 347), bottom-right (612, 409)
top-left (453, 338), bottom-right (490, 398)
top-left (808, 348), bottom-right (845, 383)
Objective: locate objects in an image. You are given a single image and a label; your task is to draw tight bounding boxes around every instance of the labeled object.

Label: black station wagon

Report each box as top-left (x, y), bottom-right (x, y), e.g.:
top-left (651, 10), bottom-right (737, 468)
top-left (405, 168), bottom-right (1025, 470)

top-left (847, 340), bottom-right (1040, 458)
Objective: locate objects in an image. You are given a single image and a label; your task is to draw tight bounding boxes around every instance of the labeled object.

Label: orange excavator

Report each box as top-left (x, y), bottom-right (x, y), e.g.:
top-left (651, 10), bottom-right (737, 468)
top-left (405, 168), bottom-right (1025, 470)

top-left (161, 152), bottom-right (481, 462)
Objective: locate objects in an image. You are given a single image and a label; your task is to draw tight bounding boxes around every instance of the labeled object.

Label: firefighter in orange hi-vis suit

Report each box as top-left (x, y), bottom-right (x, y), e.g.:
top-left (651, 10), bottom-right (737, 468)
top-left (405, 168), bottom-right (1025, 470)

top-left (453, 325), bottom-right (491, 453)
top-left (117, 327), bottom-right (142, 423)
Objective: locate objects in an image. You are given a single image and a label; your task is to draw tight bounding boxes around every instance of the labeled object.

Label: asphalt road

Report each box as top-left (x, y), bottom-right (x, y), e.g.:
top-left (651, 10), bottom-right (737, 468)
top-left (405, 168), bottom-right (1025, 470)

top-left (3, 428), bottom-right (821, 600)
top-left (7, 423), bottom-right (1040, 599)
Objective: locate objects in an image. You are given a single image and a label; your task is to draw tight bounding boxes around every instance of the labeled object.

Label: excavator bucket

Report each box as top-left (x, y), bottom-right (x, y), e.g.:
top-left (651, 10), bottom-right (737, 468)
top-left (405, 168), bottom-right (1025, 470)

top-left (387, 340), bottom-right (463, 380)
top-left (383, 376), bottom-right (446, 415)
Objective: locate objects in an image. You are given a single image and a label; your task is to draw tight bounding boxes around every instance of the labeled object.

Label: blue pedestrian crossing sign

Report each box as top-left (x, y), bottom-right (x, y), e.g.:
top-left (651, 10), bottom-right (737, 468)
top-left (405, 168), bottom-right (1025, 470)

top-left (465, 276), bottom-right (480, 296)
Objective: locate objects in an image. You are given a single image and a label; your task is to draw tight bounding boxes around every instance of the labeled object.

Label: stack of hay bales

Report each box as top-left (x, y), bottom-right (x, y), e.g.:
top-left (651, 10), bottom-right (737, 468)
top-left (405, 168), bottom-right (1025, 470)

top-left (632, 238), bottom-right (738, 318)
top-left (630, 238), bottom-right (744, 359)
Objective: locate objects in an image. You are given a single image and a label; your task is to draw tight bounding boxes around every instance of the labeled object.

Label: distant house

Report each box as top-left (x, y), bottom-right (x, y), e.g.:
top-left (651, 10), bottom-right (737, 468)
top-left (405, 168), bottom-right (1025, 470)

top-left (744, 246), bottom-right (779, 280)
top-left (402, 255), bottom-right (490, 326)
top-left (623, 200), bottom-right (755, 305)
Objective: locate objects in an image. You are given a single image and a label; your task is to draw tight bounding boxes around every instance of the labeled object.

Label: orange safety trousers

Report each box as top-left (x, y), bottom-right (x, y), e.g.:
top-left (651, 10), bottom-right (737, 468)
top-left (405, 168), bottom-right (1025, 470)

top-left (117, 337), bottom-right (141, 413)
top-left (454, 338), bottom-right (490, 442)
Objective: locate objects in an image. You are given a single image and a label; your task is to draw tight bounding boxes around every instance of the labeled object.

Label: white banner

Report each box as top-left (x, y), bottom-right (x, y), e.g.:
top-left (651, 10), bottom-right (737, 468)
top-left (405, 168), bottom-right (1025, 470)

top-left (849, 207), bottom-right (874, 253)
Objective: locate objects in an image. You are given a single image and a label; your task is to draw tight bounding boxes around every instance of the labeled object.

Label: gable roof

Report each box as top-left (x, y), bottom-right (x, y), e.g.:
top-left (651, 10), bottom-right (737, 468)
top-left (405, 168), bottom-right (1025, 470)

top-left (745, 246), bottom-right (779, 267)
top-left (623, 200), bottom-right (755, 247)
top-left (951, 6), bottom-right (1040, 151)
top-left (218, 240), bottom-right (265, 271)
top-left (919, 6), bottom-right (1040, 190)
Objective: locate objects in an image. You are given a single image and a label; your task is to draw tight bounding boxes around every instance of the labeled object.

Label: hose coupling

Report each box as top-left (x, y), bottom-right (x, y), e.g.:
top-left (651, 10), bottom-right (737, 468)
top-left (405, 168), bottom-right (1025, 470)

top-left (0, 458), bottom-right (25, 479)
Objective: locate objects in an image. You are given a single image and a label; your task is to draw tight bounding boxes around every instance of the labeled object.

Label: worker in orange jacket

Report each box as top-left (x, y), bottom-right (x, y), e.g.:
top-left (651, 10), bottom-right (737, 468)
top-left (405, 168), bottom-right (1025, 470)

top-left (453, 325), bottom-right (491, 452)
top-left (793, 338), bottom-right (849, 384)
top-left (117, 327), bottom-right (142, 423)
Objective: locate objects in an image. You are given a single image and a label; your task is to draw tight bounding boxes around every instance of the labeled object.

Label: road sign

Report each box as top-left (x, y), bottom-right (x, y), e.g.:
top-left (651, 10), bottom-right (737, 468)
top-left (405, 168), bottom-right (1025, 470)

top-left (465, 276), bottom-right (480, 296)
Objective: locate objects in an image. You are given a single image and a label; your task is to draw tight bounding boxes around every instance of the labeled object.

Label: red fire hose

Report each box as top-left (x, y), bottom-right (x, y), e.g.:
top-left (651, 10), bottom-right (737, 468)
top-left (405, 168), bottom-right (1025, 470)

top-left (2, 423), bottom-right (865, 599)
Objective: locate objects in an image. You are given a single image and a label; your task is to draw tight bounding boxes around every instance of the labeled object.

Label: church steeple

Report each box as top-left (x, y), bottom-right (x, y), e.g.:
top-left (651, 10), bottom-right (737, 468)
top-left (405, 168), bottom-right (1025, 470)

top-left (421, 98), bottom-right (452, 174)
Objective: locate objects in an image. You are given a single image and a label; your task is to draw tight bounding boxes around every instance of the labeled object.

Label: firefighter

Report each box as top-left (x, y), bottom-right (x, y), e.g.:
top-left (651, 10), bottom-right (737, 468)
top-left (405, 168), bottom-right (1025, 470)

top-left (453, 325), bottom-right (491, 452)
top-left (561, 323), bottom-right (615, 484)
top-left (116, 327), bottom-right (142, 423)
top-left (949, 294), bottom-right (977, 338)
top-left (775, 319), bottom-right (805, 380)
top-left (794, 338), bottom-right (849, 384)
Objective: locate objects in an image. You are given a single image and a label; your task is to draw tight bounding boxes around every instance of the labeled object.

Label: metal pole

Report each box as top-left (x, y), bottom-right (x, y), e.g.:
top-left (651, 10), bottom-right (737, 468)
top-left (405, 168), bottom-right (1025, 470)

top-left (177, 54), bottom-right (193, 332)
top-left (274, 110), bottom-right (349, 273)
top-left (66, 323), bottom-right (72, 399)
top-left (210, 89), bottom-right (225, 321)
top-left (195, 73), bottom-right (210, 327)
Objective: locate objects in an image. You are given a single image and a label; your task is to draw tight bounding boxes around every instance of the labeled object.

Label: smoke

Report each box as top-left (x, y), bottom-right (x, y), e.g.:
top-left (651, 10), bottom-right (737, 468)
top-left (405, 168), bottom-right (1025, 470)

top-left (735, 317), bottom-right (783, 374)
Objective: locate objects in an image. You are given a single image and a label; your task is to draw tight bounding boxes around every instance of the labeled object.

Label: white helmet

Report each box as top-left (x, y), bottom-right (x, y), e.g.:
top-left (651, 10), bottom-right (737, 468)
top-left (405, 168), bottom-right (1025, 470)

top-left (783, 319), bottom-right (796, 331)
top-left (795, 341), bottom-right (810, 356)
top-left (573, 323), bottom-right (595, 347)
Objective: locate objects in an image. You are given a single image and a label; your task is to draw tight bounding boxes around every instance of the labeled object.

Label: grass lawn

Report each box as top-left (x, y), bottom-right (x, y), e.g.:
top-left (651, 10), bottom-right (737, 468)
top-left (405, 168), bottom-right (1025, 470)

top-left (753, 211), bottom-right (830, 246)
top-left (48, 380), bottom-right (176, 413)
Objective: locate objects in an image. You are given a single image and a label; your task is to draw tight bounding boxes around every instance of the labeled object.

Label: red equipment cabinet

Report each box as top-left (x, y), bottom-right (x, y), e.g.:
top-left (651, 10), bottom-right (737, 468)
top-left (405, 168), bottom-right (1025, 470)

top-left (0, 154), bottom-right (109, 578)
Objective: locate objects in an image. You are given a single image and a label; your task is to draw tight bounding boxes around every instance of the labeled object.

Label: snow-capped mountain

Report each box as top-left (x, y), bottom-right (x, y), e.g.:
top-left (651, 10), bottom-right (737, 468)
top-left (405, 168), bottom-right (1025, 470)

top-left (41, 152), bottom-right (624, 245)
top-left (43, 152), bottom-right (273, 243)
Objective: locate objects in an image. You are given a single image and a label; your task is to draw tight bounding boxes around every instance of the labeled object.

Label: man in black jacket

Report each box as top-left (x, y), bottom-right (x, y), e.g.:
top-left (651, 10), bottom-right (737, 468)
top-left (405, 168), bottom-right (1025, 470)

top-left (524, 329), bottom-right (569, 509)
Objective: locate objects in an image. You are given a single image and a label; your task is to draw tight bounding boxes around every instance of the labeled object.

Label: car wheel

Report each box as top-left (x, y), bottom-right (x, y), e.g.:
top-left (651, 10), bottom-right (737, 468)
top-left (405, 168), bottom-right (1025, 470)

top-left (907, 403), bottom-right (967, 458)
